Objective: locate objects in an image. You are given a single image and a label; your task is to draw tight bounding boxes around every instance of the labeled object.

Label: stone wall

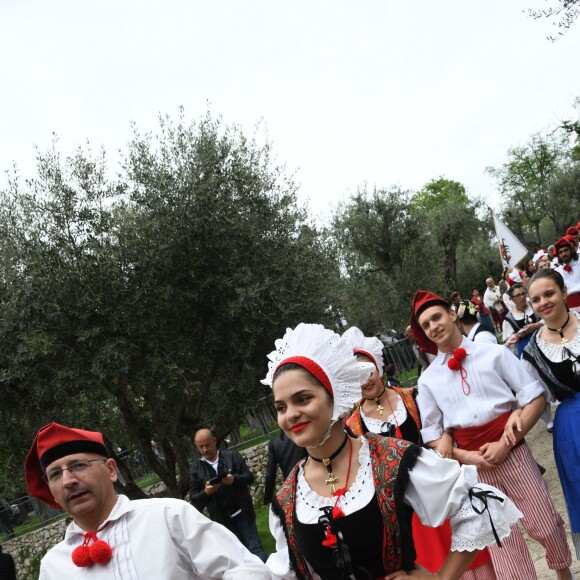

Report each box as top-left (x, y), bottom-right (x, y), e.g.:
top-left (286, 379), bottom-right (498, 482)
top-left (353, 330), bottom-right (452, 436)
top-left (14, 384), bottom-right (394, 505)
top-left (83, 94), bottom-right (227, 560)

top-left (2, 440), bottom-right (272, 579)
top-left (2, 518), bottom-right (67, 579)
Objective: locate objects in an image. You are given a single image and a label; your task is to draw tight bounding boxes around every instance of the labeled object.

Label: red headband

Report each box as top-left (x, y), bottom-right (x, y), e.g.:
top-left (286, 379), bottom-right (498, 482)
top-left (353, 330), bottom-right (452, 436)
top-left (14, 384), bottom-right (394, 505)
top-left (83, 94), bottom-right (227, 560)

top-left (353, 349), bottom-right (378, 370)
top-left (275, 355), bottom-right (333, 396)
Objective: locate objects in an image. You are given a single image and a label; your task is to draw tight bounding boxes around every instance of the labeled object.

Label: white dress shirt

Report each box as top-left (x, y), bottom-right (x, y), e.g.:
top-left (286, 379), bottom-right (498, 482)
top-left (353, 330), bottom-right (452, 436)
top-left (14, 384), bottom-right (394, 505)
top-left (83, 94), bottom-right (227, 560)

top-left (417, 338), bottom-right (544, 443)
top-left (40, 495), bottom-right (269, 580)
top-left (483, 286), bottom-right (504, 312)
top-left (466, 323), bottom-right (497, 344)
top-left (555, 257), bottom-right (580, 294)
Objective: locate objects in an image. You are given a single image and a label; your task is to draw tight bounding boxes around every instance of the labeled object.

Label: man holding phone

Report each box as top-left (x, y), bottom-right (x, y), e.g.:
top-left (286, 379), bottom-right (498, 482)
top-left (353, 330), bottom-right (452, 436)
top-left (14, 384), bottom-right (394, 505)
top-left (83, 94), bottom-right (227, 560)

top-left (189, 428), bottom-right (267, 562)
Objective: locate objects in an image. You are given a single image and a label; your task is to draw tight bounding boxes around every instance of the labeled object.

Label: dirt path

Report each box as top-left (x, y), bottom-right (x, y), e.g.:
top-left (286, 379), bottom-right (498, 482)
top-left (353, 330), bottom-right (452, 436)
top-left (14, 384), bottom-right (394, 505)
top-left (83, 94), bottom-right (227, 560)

top-left (522, 417), bottom-right (578, 579)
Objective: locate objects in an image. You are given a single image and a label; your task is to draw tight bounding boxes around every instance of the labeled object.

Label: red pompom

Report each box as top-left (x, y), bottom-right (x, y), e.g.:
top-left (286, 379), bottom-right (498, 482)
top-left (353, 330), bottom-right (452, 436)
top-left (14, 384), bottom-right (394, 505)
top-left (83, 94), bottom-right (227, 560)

top-left (72, 545), bottom-right (92, 567)
top-left (564, 264), bottom-right (572, 273)
top-left (89, 540), bottom-right (113, 564)
top-left (331, 505), bottom-right (345, 519)
top-left (447, 357), bottom-right (460, 371)
top-left (322, 528), bottom-right (338, 547)
top-left (453, 347), bottom-right (467, 360)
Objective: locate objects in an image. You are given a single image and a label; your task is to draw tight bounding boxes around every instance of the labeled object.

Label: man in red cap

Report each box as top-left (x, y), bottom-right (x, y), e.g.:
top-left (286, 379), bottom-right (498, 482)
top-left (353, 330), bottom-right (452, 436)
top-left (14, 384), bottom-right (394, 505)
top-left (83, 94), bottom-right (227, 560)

top-left (554, 236), bottom-right (580, 310)
top-left (410, 291), bottom-right (573, 580)
top-left (565, 226), bottom-right (579, 251)
top-left (26, 422), bottom-right (270, 579)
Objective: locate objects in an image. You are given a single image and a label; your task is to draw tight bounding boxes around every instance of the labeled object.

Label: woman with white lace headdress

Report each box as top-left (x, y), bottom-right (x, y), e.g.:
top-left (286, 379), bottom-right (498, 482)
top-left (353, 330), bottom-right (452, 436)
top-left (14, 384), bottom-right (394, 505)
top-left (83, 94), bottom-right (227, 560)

top-left (263, 323), bottom-right (522, 580)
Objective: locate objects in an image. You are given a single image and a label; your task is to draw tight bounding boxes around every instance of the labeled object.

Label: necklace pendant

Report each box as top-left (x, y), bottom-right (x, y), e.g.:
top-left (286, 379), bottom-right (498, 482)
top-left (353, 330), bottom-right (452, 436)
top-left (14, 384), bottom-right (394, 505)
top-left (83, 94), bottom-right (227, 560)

top-left (376, 403), bottom-right (384, 416)
top-left (561, 336), bottom-right (569, 345)
top-left (322, 458), bottom-right (331, 467)
top-left (325, 473), bottom-right (338, 493)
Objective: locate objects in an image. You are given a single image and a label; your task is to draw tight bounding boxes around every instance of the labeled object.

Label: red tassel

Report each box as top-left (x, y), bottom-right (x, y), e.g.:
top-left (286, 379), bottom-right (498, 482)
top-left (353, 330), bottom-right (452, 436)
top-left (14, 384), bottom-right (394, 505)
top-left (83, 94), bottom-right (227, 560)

top-left (564, 264), bottom-right (572, 272)
top-left (332, 486), bottom-right (347, 497)
top-left (72, 545), bottom-right (92, 568)
top-left (89, 540), bottom-right (113, 564)
top-left (331, 505), bottom-right (345, 519)
top-left (322, 528), bottom-right (338, 547)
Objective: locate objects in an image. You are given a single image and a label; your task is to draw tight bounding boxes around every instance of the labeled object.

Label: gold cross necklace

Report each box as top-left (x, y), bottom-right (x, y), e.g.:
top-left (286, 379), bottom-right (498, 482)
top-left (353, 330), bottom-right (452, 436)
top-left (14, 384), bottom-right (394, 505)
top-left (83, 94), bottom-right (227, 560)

top-left (309, 434), bottom-right (349, 494)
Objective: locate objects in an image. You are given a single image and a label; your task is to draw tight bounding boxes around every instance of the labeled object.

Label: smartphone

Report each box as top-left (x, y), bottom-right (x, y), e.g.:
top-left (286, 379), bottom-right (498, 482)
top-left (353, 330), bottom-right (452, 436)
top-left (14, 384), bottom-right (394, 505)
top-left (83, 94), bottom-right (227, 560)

top-left (208, 471), bottom-right (229, 485)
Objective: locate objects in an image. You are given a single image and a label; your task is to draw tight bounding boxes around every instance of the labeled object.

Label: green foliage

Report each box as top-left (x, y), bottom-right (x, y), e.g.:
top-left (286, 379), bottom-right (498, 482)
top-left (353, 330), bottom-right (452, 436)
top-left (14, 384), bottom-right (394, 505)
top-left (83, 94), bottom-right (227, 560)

top-left (486, 131), bottom-right (580, 246)
top-left (0, 110), bottom-right (340, 498)
top-left (332, 180), bottom-right (486, 332)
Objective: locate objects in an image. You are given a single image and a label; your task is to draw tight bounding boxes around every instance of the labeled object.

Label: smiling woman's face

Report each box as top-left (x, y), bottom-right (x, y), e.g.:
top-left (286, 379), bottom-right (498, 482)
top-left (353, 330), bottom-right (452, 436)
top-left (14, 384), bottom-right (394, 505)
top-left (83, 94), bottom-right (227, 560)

top-left (273, 369), bottom-right (333, 448)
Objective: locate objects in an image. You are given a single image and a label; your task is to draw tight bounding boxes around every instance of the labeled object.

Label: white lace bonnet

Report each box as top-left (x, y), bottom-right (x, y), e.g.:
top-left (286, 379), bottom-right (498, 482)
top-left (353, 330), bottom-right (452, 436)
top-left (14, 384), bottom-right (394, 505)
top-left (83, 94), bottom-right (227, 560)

top-left (261, 323), bottom-right (373, 420)
top-left (340, 326), bottom-right (385, 376)
top-left (532, 249), bottom-right (548, 265)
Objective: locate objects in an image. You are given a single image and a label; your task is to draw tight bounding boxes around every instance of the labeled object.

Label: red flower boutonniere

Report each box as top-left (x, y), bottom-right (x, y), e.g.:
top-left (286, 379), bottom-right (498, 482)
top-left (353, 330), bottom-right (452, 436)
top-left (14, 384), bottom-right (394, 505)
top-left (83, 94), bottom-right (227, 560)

top-left (447, 347), bottom-right (471, 395)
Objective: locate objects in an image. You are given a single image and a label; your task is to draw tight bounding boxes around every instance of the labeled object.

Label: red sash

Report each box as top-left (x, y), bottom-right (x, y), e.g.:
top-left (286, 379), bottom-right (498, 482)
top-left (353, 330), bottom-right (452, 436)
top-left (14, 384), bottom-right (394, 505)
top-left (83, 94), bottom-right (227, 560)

top-left (567, 292), bottom-right (580, 308)
top-left (453, 411), bottom-right (515, 451)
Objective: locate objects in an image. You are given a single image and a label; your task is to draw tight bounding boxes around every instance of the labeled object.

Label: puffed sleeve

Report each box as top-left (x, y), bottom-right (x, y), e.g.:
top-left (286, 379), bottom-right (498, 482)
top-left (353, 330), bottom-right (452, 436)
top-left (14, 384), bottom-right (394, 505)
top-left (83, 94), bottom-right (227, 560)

top-left (171, 501), bottom-right (271, 579)
top-left (404, 449), bottom-right (522, 551)
top-left (266, 508), bottom-right (296, 579)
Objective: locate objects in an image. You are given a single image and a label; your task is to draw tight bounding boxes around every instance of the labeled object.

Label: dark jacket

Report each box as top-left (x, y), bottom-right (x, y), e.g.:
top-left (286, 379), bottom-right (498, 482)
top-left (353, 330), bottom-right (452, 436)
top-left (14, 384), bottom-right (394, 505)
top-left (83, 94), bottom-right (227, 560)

top-left (0, 549), bottom-right (17, 580)
top-left (189, 448), bottom-right (255, 525)
top-left (263, 432), bottom-right (307, 504)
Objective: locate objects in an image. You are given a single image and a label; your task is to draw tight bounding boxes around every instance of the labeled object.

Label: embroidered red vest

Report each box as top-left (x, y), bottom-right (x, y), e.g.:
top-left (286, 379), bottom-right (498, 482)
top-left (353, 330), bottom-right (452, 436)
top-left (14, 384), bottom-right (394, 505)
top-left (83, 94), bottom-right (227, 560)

top-left (346, 387), bottom-right (421, 442)
top-left (271, 434), bottom-right (419, 579)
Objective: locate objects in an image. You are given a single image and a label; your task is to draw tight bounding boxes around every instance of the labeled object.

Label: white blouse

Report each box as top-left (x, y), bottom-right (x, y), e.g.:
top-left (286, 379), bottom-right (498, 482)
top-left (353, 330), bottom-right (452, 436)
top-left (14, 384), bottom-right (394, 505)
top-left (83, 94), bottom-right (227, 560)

top-left (267, 438), bottom-right (522, 579)
top-left (360, 393), bottom-right (407, 434)
top-left (535, 311), bottom-right (580, 362)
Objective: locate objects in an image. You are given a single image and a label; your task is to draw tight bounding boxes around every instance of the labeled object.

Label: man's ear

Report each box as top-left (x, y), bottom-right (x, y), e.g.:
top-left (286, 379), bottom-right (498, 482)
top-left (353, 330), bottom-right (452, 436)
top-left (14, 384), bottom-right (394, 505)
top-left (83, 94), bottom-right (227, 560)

top-left (106, 458), bottom-right (118, 482)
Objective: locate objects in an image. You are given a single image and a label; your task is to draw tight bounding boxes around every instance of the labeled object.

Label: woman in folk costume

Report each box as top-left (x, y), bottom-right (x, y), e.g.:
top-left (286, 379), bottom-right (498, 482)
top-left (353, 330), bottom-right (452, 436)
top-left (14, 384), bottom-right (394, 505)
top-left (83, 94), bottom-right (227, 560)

top-left (343, 327), bottom-right (496, 580)
top-left (510, 268), bottom-right (580, 559)
top-left (342, 327), bottom-right (421, 442)
top-left (263, 323), bottom-right (521, 580)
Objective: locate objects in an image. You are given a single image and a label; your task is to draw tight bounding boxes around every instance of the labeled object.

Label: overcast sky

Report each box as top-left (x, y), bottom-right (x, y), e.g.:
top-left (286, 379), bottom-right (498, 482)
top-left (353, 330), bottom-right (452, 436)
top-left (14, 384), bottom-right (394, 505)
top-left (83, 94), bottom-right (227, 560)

top-left (1, 1), bottom-right (579, 224)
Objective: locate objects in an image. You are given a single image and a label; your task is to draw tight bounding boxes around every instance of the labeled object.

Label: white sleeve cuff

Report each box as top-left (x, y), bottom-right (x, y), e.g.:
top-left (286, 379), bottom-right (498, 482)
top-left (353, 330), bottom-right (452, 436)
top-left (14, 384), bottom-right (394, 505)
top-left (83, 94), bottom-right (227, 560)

top-left (450, 483), bottom-right (523, 551)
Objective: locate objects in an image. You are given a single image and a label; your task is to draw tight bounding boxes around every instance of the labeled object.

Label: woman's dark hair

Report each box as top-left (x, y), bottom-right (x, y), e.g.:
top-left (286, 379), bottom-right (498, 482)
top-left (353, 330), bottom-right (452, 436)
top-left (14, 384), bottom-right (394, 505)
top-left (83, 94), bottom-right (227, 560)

top-left (528, 268), bottom-right (565, 291)
top-left (508, 282), bottom-right (525, 297)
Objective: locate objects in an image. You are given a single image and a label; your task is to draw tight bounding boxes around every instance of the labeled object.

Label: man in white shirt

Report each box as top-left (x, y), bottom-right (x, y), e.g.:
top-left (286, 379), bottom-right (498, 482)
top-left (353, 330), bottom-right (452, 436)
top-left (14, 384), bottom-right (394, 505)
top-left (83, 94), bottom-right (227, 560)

top-left (483, 277), bottom-right (506, 333)
top-left (554, 236), bottom-right (580, 310)
top-left (26, 422), bottom-right (270, 580)
top-left (410, 290), bottom-right (572, 580)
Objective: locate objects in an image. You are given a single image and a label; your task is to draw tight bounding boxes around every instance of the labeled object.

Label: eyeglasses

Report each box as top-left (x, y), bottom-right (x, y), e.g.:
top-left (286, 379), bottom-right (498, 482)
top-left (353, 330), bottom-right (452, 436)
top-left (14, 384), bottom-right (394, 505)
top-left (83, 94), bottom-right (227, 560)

top-left (511, 293), bottom-right (527, 298)
top-left (43, 459), bottom-right (107, 484)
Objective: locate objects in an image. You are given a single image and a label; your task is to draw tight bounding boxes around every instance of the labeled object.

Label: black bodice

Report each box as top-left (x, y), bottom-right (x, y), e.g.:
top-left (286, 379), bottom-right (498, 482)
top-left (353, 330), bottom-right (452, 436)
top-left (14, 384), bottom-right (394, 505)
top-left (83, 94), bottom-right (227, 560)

top-left (294, 495), bottom-right (385, 580)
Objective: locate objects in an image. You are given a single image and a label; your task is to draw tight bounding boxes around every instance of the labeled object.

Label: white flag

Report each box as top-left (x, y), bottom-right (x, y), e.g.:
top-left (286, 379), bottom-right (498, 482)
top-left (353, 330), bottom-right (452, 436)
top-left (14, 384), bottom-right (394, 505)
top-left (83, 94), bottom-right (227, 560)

top-left (492, 213), bottom-right (529, 270)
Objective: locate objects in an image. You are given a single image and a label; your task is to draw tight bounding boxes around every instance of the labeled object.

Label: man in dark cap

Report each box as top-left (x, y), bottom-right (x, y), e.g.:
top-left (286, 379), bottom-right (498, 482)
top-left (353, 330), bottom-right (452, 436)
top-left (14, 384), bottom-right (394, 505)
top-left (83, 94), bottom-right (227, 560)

top-left (26, 422), bottom-right (270, 579)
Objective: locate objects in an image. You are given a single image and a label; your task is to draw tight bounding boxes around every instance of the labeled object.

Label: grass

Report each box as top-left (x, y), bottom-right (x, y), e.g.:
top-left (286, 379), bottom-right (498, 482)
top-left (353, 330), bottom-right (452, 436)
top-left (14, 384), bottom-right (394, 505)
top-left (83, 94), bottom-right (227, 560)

top-left (255, 503), bottom-right (276, 555)
top-left (397, 369), bottom-right (419, 387)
